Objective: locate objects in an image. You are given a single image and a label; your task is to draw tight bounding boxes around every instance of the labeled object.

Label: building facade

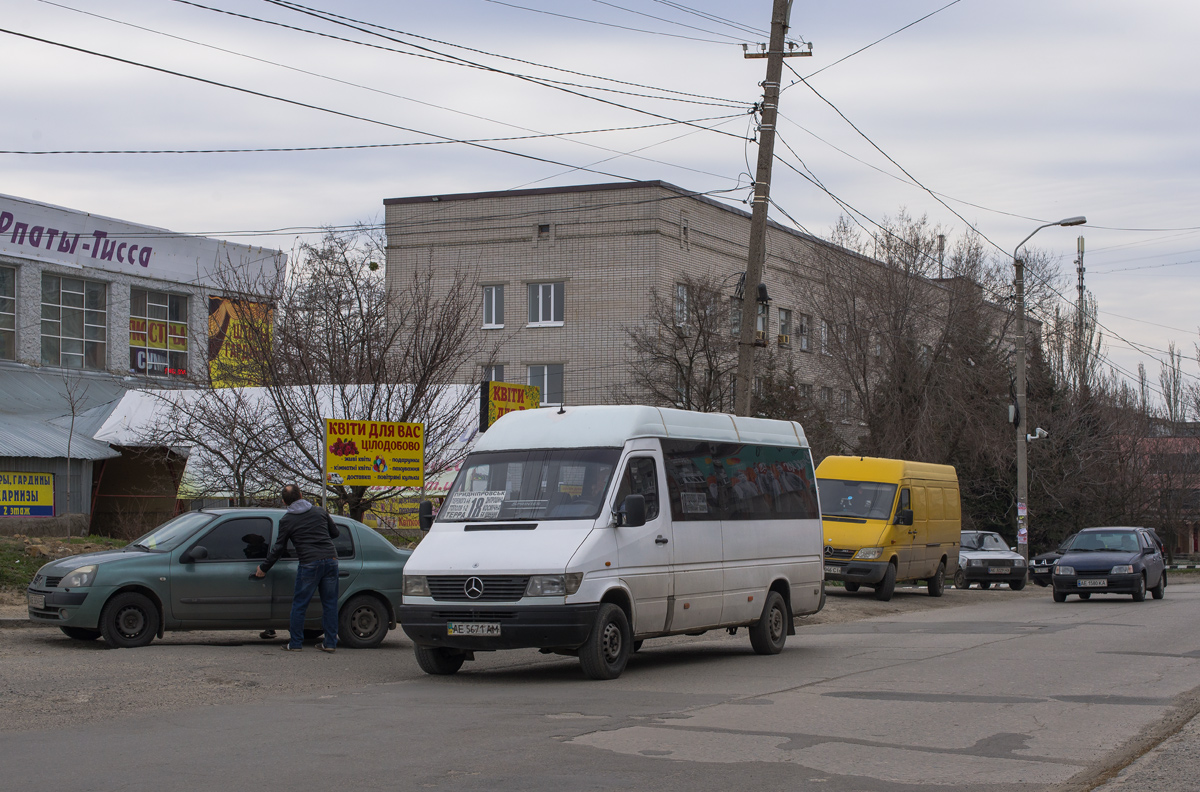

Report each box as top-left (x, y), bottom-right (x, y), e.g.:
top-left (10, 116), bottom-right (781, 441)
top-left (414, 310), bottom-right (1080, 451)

top-left (384, 180), bottom-right (992, 424)
top-left (0, 193), bottom-right (280, 535)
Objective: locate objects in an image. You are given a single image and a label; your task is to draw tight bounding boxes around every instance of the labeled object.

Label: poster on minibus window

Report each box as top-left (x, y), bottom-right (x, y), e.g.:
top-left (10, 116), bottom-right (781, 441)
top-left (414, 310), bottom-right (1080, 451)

top-left (324, 419), bottom-right (424, 488)
top-left (0, 472), bottom-right (54, 517)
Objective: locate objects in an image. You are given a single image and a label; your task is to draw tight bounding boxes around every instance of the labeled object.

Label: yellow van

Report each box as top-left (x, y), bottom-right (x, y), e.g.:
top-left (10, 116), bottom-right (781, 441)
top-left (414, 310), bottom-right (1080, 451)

top-left (816, 456), bottom-right (960, 601)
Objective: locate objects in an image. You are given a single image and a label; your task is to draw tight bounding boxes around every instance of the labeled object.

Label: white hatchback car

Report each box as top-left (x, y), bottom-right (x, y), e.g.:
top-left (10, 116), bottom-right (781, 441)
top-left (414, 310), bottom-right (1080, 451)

top-left (955, 531), bottom-right (1028, 590)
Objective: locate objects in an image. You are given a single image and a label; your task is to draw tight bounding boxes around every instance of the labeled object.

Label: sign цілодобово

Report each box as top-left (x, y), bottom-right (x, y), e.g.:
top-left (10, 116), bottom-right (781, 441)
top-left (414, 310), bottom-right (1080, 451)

top-left (325, 419), bottom-right (424, 488)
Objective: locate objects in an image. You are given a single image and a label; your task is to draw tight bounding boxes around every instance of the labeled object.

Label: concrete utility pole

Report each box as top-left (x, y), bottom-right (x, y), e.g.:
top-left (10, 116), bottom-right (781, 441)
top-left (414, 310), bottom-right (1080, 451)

top-left (1075, 235), bottom-right (1085, 390)
top-left (734, 0), bottom-right (810, 416)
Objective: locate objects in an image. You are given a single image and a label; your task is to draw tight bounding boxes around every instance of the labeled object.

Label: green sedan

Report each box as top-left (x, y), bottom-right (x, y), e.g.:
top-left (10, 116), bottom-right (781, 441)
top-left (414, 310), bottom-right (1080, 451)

top-left (25, 508), bottom-right (410, 649)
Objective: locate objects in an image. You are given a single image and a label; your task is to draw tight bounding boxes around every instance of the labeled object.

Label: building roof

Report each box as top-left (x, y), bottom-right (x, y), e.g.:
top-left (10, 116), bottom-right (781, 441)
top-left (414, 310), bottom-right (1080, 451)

top-left (0, 364), bottom-right (129, 460)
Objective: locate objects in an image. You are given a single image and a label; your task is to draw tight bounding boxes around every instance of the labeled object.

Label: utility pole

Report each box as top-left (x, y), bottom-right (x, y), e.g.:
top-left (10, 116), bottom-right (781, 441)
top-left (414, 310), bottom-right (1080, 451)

top-left (937, 234), bottom-right (945, 280)
top-left (734, 0), bottom-right (810, 416)
top-left (1074, 235), bottom-right (1085, 391)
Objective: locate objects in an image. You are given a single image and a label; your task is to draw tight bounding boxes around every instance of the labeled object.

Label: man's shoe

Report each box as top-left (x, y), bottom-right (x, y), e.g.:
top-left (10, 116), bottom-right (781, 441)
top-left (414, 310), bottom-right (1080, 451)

top-left (259, 630), bottom-right (276, 640)
top-left (281, 644), bottom-right (302, 652)
top-left (318, 645), bottom-right (336, 653)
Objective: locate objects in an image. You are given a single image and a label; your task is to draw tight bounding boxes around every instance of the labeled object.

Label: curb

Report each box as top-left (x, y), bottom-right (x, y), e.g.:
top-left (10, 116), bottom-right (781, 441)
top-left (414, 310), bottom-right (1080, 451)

top-left (1167, 564), bottom-right (1200, 570)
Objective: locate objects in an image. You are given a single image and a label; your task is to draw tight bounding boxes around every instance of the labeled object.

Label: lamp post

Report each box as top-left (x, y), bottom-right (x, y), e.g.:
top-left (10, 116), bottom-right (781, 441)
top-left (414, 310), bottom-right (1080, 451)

top-left (1013, 215), bottom-right (1086, 559)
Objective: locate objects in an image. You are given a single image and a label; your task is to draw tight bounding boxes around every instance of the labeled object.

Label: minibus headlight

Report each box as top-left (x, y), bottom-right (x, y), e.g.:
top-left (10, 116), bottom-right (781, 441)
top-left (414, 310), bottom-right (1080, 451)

top-left (853, 547), bottom-right (883, 560)
top-left (564, 573), bottom-right (584, 595)
top-left (403, 575), bottom-right (430, 596)
top-left (525, 575), bottom-right (569, 596)
top-left (1055, 565), bottom-right (1074, 576)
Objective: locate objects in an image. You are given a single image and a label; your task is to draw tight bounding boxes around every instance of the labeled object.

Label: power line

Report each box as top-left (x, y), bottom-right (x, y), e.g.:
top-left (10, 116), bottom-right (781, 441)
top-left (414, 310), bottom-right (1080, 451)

top-left (647, 0), bottom-right (768, 39)
top-left (586, 0), bottom-right (751, 43)
top-left (478, 0), bottom-right (737, 44)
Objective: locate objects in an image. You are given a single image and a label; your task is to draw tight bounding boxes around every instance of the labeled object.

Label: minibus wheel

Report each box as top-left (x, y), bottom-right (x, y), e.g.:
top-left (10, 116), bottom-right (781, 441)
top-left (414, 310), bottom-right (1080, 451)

top-left (873, 563), bottom-right (897, 601)
top-left (927, 562), bottom-right (946, 597)
top-left (749, 591), bottom-right (787, 655)
top-left (843, 582), bottom-right (860, 593)
top-left (579, 604), bottom-right (632, 680)
top-left (415, 645), bottom-right (466, 675)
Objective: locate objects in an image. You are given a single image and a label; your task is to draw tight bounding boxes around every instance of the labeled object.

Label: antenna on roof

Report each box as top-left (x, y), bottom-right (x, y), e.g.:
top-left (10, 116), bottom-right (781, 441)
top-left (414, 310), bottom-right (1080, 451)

top-left (557, 402), bottom-right (566, 415)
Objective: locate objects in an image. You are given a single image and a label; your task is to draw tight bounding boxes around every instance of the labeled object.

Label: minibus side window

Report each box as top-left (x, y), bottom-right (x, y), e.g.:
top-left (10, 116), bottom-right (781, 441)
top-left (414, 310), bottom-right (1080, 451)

top-left (661, 439), bottom-right (721, 521)
top-left (614, 457), bottom-right (660, 521)
top-left (896, 488), bottom-right (910, 522)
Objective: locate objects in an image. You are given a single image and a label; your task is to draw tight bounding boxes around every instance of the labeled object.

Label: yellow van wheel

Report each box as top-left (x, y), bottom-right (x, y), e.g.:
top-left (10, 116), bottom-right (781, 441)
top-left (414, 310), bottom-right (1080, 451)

top-left (873, 563), bottom-right (897, 601)
top-left (843, 582), bottom-right (860, 593)
top-left (927, 562), bottom-right (946, 597)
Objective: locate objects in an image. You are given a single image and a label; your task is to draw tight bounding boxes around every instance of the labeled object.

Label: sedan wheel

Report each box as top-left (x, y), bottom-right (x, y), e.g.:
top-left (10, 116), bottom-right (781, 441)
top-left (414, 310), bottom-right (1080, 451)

top-left (338, 594), bottom-right (388, 649)
top-left (953, 569), bottom-right (968, 589)
top-left (99, 592), bottom-right (159, 648)
top-left (1151, 570), bottom-right (1166, 600)
top-left (1132, 574), bottom-right (1147, 602)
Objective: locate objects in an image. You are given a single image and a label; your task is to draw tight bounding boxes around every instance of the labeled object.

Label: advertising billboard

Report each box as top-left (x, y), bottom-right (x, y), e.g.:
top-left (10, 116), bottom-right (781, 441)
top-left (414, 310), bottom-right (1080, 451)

top-left (0, 472), bottom-right (54, 517)
top-left (478, 381), bottom-right (540, 432)
top-left (325, 419), bottom-right (424, 489)
top-left (208, 296), bottom-right (273, 387)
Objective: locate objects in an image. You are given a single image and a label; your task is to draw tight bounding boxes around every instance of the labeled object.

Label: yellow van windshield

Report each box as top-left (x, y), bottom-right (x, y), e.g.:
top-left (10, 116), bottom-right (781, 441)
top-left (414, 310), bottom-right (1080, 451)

top-left (818, 479), bottom-right (897, 521)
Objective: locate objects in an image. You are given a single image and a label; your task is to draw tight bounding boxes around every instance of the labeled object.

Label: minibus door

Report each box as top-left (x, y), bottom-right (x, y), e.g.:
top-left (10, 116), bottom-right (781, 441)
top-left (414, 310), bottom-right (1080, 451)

top-left (613, 455), bottom-right (672, 636)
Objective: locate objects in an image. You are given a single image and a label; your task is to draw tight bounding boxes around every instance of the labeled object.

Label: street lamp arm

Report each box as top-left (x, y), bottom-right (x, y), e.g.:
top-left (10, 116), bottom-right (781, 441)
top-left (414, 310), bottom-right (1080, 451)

top-left (1013, 216), bottom-right (1088, 260)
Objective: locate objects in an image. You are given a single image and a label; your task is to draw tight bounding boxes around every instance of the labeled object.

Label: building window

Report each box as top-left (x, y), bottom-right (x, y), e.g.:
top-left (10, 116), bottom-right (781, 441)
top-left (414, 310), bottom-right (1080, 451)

top-left (130, 288), bottom-right (188, 378)
top-left (820, 386), bottom-right (832, 408)
top-left (754, 376), bottom-right (764, 397)
top-left (840, 389), bottom-right (851, 419)
top-left (483, 364), bottom-right (504, 382)
top-left (820, 320), bottom-right (830, 355)
top-left (675, 283), bottom-right (688, 326)
top-left (798, 383), bottom-right (812, 402)
top-left (778, 308), bottom-right (792, 346)
top-left (680, 216), bottom-right (690, 250)
top-left (529, 364), bottom-right (563, 406)
top-left (537, 223), bottom-right (551, 241)
top-left (798, 313), bottom-right (810, 352)
top-left (527, 282), bottom-right (564, 326)
top-left (0, 266), bottom-right (14, 360)
top-left (729, 297), bottom-right (742, 337)
top-left (483, 285), bottom-right (504, 328)
top-left (41, 274), bottom-right (106, 370)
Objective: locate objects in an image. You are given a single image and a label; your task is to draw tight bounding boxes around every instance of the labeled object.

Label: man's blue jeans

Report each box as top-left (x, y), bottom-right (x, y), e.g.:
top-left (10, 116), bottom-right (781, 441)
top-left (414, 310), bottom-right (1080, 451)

top-left (289, 557), bottom-right (339, 649)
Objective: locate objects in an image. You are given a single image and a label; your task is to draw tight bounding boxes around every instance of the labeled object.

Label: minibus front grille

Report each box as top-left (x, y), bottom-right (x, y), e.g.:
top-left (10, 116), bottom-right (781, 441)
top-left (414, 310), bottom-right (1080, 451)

top-left (825, 549), bottom-right (855, 560)
top-left (433, 610), bottom-right (520, 620)
top-left (428, 575), bottom-right (531, 602)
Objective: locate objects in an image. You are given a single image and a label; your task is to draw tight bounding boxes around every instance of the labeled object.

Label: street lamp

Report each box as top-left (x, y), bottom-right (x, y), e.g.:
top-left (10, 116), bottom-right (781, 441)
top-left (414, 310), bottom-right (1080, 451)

top-left (1013, 215), bottom-right (1086, 559)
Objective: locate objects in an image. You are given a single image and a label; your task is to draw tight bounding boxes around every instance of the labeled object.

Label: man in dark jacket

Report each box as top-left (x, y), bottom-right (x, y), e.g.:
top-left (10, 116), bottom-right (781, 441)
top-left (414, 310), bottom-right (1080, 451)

top-left (255, 484), bottom-right (340, 652)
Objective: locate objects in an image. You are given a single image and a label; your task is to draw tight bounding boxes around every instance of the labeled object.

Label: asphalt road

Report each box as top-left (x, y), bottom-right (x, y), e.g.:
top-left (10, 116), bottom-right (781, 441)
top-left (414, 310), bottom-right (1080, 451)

top-left (3, 582), bottom-right (1199, 792)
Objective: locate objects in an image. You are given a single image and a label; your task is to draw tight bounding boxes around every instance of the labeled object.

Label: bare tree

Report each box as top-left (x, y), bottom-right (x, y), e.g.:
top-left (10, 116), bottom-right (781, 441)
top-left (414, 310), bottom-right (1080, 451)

top-left (58, 371), bottom-right (90, 537)
top-left (624, 274), bottom-right (740, 412)
top-left (164, 224), bottom-right (492, 520)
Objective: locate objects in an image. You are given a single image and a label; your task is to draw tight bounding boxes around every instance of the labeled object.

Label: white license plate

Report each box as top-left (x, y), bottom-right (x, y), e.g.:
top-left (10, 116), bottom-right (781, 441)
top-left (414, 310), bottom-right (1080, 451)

top-left (28, 593), bottom-right (44, 609)
top-left (447, 621), bottom-right (500, 636)
top-left (824, 565), bottom-right (840, 575)
top-left (1078, 579), bottom-right (1107, 588)
top-left (989, 567), bottom-right (1011, 574)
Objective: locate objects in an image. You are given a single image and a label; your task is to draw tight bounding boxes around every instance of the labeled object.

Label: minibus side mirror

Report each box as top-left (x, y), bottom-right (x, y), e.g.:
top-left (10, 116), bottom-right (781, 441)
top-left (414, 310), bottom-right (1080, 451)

top-left (895, 509), bottom-right (913, 526)
top-left (418, 501), bottom-right (434, 532)
top-left (617, 494), bottom-right (646, 528)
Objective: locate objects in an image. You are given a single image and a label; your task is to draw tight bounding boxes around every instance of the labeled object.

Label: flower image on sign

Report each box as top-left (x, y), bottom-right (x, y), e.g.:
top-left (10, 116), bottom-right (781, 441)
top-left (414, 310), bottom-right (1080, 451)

top-left (324, 419), bottom-right (424, 488)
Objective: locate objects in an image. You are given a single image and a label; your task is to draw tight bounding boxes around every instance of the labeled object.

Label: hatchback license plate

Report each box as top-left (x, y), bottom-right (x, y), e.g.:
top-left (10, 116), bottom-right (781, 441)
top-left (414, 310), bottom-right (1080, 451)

top-left (28, 593), bottom-right (44, 609)
top-left (989, 567), bottom-right (1011, 574)
top-left (447, 622), bottom-right (500, 636)
top-left (824, 565), bottom-right (840, 576)
top-left (1078, 579), bottom-right (1107, 588)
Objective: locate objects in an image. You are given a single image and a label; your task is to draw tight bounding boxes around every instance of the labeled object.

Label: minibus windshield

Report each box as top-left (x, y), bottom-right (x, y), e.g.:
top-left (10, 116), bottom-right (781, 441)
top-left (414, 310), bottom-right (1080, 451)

top-left (818, 479), bottom-right (897, 521)
top-left (439, 448), bottom-right (621, 522)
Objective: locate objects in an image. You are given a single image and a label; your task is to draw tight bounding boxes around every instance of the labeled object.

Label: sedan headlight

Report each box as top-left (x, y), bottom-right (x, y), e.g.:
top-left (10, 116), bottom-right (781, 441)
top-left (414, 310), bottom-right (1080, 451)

top-left (1015, 558), bottom-right (1026, 567)
top-left (853, 547), bottom-right (883, 560)
top-left (525, 574), bottom-right (583, 596)
top-left (402, 575), bottom-right (430, 596)
top-left (1110, 565), bottom-right (1134, 575)
top-left (969, 558), bottom-right (984, 567)
top-left (1055, 565), bottom-right (1075, 576)
top-left (61, 565), bottom-right (97, 588)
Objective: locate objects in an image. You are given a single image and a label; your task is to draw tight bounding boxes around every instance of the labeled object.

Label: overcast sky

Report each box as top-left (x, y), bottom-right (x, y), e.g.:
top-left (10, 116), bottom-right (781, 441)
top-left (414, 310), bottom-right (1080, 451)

top-left (3, 0), bottom-right (1198, 407)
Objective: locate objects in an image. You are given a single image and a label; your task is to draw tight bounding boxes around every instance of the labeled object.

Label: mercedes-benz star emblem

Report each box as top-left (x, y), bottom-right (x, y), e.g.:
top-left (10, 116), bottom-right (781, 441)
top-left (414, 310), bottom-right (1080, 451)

top-left (464, 576), bottom-right (484, 599)
top-left (823, 546), bottom-right (833, 557)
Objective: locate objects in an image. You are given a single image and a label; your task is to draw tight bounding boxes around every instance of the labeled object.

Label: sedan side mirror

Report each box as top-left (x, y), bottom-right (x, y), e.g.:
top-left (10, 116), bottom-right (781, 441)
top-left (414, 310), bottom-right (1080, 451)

top-left (418, 500), bottom-right (434, 532)
top-left (1142, 546), bottom-right (1154, 556)
top-left (617, 494), bottom-right (646, 528)
top-left (184, 545), bottom-right (209, 562)
top-left (895, 509), bottom-right (913, 526)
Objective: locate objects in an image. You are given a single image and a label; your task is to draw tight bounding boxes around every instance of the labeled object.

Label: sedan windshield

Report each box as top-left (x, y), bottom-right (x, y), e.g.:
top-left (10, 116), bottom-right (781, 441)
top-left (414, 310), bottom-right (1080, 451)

top-left (129, 511), bottom-right (217, 551)
top-left (818, 479), bottom-right (897, 520)
top-left (1070, 531), bottom-right (1140, 553)
top-left (439, 448), bottom-right (621, 522)
top-left (963, 533), bottom-right (1008, 551)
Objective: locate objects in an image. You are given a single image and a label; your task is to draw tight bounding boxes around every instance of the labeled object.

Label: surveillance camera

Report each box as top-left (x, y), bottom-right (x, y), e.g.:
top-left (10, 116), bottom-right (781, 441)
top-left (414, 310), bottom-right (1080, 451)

top-left (1035, 427), bottom-right (1048, 439)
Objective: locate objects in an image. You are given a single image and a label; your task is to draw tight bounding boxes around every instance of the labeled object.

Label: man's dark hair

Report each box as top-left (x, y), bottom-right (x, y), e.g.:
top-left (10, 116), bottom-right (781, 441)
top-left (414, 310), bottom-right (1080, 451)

top-left (281, 484), bottom-right (302, 505)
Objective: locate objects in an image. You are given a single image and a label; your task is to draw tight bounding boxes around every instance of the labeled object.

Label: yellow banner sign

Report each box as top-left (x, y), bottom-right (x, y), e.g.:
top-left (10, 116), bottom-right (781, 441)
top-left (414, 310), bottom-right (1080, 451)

top-left (0, 472), bottom-right (54, 517)
top-left (208, 297), bottom-right (273, 387)
top-left (479, 381), bottom-right (540, 432)
top-left (325, 419), bottom-right (424, 489)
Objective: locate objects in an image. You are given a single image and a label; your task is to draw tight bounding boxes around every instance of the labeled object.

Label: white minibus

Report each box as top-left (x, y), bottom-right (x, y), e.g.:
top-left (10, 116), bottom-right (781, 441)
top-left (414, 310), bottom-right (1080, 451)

top-left (398, 405), bottom-right (824, 679)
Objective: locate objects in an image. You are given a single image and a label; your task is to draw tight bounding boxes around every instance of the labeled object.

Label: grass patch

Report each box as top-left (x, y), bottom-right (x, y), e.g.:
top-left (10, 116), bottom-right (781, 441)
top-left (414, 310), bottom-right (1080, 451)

top-left (0, 534), bottom-right (125, 591)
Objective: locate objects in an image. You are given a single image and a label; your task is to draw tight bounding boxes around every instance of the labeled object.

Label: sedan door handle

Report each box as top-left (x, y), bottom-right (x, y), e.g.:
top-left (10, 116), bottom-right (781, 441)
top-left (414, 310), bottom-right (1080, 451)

top-left (339, 572), bottom-right (351, 578)
top-left (655, 535), bottom-right (669, 545)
